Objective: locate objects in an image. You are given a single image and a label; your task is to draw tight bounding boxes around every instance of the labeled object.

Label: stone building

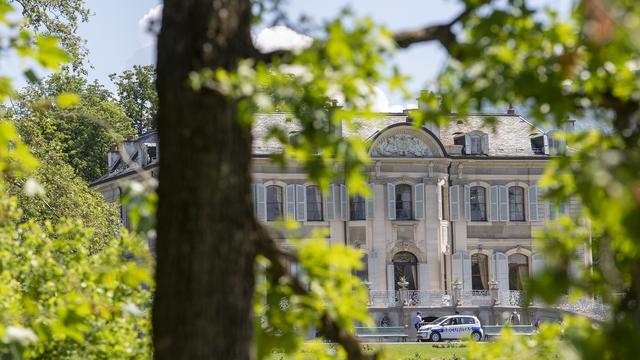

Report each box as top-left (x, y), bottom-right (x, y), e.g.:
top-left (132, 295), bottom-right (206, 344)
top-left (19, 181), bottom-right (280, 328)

top-left (91, 108), bottom-right (602, 327)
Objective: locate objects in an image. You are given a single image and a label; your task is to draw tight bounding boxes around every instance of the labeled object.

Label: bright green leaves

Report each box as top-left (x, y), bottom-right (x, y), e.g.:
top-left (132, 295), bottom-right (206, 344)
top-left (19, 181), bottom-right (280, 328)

top-left (254, 229), bottom-right (370, 360)
top-left (0, 122), bottom-right (38, 178)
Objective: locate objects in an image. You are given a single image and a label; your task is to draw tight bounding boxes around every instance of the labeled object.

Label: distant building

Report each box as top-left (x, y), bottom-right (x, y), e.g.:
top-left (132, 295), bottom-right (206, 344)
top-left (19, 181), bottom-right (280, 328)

top-left (91, 109), bottom-right (600, 326)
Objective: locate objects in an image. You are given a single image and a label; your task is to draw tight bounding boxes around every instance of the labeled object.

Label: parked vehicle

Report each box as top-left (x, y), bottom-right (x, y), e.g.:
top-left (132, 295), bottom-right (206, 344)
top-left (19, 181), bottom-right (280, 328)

top-left (416, 315), bottom-right (483, 342)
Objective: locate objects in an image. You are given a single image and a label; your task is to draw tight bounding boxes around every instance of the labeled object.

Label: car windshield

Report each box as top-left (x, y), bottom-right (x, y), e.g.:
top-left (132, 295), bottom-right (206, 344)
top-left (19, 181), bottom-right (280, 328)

top-left (429, 316), bottom-right (448, 325)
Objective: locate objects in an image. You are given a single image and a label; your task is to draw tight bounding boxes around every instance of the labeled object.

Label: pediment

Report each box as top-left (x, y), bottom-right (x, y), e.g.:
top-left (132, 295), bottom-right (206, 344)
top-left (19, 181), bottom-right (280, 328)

top-left (370, 126), bottom-right (443, 158)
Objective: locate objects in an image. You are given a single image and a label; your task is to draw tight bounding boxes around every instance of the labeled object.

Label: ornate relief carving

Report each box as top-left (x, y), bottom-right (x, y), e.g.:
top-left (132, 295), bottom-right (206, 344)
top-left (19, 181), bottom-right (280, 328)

top-left (371, 134), bottom-right (433, 157)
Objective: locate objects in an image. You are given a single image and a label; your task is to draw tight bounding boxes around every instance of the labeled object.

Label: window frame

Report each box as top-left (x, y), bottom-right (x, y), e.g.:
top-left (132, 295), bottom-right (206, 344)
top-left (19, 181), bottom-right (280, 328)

top-left (305, 185), bottom-right (324, 221)
top-left (395, 184), bottom-right (413, 220)
top-left (350, 194), bottom-right (366, 221)
top-left (508, 186), bottom-right (526, 222)
top-left (265, 185), bottom-right (284, 221)
top-left (469, 186), bottom-right (487, 222)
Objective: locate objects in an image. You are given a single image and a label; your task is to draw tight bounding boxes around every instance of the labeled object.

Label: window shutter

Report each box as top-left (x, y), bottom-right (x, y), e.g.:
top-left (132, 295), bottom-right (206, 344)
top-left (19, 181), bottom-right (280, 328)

top-left (463, 185), bottom-right (471, 221)
top-left (418, 263), bottom-right (428, 291)
top-left (532, 252), bottom-right (545, 277)
top-left (528, 185), bottom-right (539, 221)
top-left (386, 264), bottom-right (395, 291)
top-left (543, 134), bottom-right (550, 155)
top-left (451, 252), bottom-right (462, 286)
top-left (462, 251), bottom-right (472, 291)
top-left (387, 183), bottom-right (396, 220)
top-left (295, 184), bottom-right (306, 221)
top-left (326, 184), bottom-right (336, 221)
top-left (492, 252), bottom-right (509, 291)
top-left (437, 183), bottom-right (443, 220)
top-left (499, 185), bottom-right (509, 222)
top-left (414, 183), bottom-right (425, 220)
top-left (366, 183), bottom-right (375, 220)
top-left (255, 183), bottom-right (266, 221)
top-left (489, 186), bottom-right (499, 222)
top-left (464, 134), bottom-right (471, 154)
top-left (251, 183), bottom-right (257, 216)
top-left (481, 133), bottom-right (489, 154)
top-left (449, 185), bottom-right (459, 221)
top-left (286, 184), bottom-right (296, 219)
top-left (340, 184), bottom-right (348, 220)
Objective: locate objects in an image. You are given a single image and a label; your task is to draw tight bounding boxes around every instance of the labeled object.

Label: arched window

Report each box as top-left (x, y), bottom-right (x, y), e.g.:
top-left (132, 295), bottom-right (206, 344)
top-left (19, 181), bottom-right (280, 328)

top-left (508, 186), bottom-right (525, 221)
top-left (395, 184), bottom-right (412, 220)
top-left (350, 194), bottom-right (366, 220)
top-left (471, 253), bottom-right (489, 290)
top-left (393, 252), bottom-right (418, 290)
top-left (306, 185), bottom-right (323, 221)
top-left (266, 185), bottom-right (283, 221)
top-left (470, 186), bottom-right (487, 221)
top-left (508, 253), bottom-right (529, 290)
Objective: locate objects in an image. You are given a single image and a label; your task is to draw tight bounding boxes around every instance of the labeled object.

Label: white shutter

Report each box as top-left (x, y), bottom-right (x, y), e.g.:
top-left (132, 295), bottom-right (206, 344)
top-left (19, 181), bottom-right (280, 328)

top-left (326, 184), bottom-right (336, 221)
top-left (462, 251), bottom-right (472, 291)
top-left (418, 263), bottom-right (428, 291)
top-left (499, 185), bottom-right (509, 222)
top-left (387, 264), bottom-right (395, 291)
top-left (255, 183), bottom-right (266, 221)
top-left (340, 184), bottom-right (348, 220)
top-left (493, 252), bottom-right (509, 291)
top-left (414, 183), bottom-right (425, 220)
top-left (528, 185), bottom-right (539, 221)
top-left (532, 253), bottom-right (545, 277)
top-left (449, 185), bottom-right (459, 221)
top-left (543, 134), bottom-right (550, 155)
top-left (437, 183), bottom-right (443, 220)
top-left (366, 183), bottom-right (375, 220)
top-left (489, 186), bottom-right (498, 222)
top-left (451, 252), bottom-right (462, 286)
top-left (481, 133), bottom-right (489, 154)
top-left (286, 184), bottom-right (296, 219)
top-left (295, 184), bottom-right (306, 221)
top-left (464, 134), bottom-right (471, 154)
top-left (463, 185), bottom-right (471, 221)
top-left (387, 183), bottom-right (396, 220)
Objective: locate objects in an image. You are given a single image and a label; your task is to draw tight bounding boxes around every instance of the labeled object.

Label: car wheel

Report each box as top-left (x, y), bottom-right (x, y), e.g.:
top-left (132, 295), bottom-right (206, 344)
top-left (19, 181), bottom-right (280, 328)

top-left (471, 331), bottom-right (482, 342)
top-left (430, 332), bottom-right (441, 342)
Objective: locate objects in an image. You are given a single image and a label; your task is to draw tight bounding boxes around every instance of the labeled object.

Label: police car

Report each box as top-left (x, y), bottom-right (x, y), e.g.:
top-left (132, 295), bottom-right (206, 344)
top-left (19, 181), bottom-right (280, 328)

top-left (416, 315), bottom-right (483, 342)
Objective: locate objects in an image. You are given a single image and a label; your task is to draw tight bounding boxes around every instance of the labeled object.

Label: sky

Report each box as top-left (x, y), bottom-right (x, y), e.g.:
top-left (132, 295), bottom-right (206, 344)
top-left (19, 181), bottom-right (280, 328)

top-left (7, 0), bottom-right (570, 111)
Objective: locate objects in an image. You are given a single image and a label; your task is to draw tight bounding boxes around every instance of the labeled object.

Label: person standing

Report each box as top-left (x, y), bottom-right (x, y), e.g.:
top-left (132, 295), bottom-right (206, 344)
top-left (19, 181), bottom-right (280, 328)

top-left (414, 312), bottom-right (422, 330)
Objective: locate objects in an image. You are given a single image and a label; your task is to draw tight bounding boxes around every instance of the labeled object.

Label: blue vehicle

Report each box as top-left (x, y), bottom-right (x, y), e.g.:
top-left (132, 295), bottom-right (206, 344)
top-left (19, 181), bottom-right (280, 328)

top-left (416, 315), bottom-right (483, 342)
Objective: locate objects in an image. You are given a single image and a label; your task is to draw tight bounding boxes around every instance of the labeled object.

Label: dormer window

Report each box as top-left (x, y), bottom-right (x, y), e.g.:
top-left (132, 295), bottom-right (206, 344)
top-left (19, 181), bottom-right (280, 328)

top-left (456, 131), bottom-right (488, 155)
top-left (144, 143), bottom-right (158, 163)
top-left (530, 135), bottom-right (546, 155)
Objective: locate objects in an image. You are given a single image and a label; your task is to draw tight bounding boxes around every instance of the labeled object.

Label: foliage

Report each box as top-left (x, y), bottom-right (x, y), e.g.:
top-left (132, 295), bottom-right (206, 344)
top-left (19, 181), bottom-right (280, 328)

top-left (8, 72), bottom-right (135, 182)
top-left (9, 0), bottom-right (90, 70)
top-left (110, 65), bottom-right (158, 135)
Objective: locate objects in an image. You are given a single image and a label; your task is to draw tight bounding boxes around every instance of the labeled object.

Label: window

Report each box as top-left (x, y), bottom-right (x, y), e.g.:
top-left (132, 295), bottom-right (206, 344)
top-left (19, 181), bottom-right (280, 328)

top-left (306, 185), bottom-right (323, 221)
top-left (469, 135), bottom-right (482, 154)
top-left (144, 142), bottom-right (158, 162)
top-left (395, 184), bottom-right (413, 220)
top-left (470, 186), bottom-right (487, 221)
top-left (350, 194), bottom-right (366, 220)
top-left (266, 185), bottom-right (283, 221)
top-left (393, 252), bottom-right (418, 290)
top-left (463, 317), bottom-right (476, 324)
top-left (508, 186), bottom-right (525, 221)
top-left (471, 253), bottom-right (489, 291)
top-left (355, 253), bottom-right (368, 281)
top-left (454, 135), bottom-right (465, 146)
top-left (508, 254), bottom-right (529, 290)
top-left (530, 136), bottom-right (545, 155)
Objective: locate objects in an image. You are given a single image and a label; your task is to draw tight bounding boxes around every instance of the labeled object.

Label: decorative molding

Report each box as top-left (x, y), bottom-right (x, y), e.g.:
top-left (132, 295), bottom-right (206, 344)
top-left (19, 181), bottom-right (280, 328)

top-left (371, 133), bottom-right (435, 158)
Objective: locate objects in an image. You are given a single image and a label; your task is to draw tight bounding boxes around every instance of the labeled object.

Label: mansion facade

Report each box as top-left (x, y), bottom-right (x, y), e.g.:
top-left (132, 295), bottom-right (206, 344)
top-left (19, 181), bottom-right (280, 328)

top-left (91, 108), bottom-right (595, 323)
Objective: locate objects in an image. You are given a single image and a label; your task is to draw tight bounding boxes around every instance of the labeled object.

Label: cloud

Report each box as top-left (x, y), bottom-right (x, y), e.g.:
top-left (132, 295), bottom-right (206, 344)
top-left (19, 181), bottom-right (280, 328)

top-left (254, 25), bottom-right (313, 53)
top-left (139, 4), bottom-right (163, 47)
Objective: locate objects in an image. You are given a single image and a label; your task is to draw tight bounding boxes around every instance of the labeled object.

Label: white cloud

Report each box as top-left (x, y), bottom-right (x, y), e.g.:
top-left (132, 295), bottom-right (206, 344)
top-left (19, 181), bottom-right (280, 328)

top-left (254, 25), bottom-right (313, 53)
top-left (139, 4), bottom-right (163, 47)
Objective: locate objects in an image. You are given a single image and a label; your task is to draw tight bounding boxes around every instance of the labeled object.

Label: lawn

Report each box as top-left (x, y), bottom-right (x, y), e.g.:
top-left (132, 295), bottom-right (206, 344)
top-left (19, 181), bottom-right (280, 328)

top-left (268, 342), bottom-right (468, 359)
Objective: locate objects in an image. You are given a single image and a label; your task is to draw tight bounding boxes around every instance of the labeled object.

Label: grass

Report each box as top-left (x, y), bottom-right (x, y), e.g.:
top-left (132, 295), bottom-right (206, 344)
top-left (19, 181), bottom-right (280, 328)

top-left (268, 342), bottom-right (468, 359)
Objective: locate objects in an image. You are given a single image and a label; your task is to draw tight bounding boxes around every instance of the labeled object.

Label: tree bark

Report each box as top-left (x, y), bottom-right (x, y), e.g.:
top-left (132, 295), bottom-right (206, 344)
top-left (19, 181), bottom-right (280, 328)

top-left (153, 1), bottom-right (256, 359)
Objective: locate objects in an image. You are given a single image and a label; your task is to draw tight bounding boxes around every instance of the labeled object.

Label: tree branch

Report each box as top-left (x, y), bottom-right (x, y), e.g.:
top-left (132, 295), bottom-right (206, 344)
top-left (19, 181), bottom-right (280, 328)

top-left (254, 224), bottom-right (377, 360)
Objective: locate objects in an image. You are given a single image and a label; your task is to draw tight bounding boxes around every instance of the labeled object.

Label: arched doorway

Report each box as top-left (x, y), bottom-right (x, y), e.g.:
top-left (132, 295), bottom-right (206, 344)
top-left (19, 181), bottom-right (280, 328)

top-left (393, 252), bottom-right (418, 290)
top-left (508, 253), bottom-right (529, 290)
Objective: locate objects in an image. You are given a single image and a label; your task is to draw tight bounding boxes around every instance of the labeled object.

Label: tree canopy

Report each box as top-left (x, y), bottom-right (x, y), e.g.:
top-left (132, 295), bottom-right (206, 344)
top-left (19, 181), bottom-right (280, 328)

top-left (110, 65), bottom-right (158, 135)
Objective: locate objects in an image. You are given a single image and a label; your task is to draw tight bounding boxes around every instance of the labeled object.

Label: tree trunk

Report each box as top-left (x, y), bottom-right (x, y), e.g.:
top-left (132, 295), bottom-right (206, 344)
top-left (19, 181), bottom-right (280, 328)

top-left (153, 1), bottom-right (256, 359)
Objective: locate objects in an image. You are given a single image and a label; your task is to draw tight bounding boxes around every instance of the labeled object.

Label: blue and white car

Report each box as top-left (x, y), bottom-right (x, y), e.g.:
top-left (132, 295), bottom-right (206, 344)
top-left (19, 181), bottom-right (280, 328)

top-left (416, 315), bottom-right (483, 342)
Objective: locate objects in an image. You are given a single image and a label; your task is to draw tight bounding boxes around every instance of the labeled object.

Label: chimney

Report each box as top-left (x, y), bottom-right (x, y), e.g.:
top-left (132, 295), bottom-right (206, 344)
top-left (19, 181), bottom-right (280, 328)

top-left (507, 104), bottom-right (516, 115)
